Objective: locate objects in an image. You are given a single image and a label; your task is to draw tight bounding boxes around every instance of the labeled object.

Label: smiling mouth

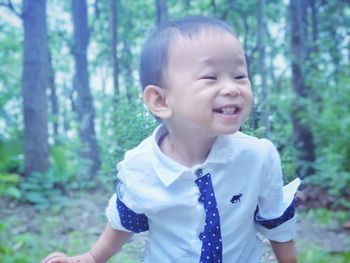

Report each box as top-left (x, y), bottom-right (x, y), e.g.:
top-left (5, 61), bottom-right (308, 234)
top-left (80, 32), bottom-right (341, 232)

top-left (213, 106), bottom-right (240, 115)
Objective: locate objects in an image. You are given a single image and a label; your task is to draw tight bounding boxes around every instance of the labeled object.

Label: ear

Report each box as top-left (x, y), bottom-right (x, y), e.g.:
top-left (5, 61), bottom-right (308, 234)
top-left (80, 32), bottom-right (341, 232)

top-left (143, 85), bottom-right (172, 119)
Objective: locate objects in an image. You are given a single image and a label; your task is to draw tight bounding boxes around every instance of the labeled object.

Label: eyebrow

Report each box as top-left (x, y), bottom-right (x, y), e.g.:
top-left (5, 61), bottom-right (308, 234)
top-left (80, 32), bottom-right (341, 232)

top-left (192, 59), bottom-right (215, 77)
top-left (198, 54), bottom-right (247, 65)
top-left (197, 57), bottom-right (215, 66)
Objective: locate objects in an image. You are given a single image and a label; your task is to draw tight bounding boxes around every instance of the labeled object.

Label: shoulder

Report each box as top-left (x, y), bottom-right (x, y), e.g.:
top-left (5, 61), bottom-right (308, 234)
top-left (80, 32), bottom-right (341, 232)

top-left (114, 131), bottom-right (167, 211)
top-left (116, 134), bottom-right (155, 182)
top-left (122, 135), bottom-right (153, 166)
top-left (228, 133), bottom-right (282, 177)
top-left (224, 132), bottom-right (280, 167)
top-left (118, 125), bottom-right (166, 170)
top-left (228, 131), bottom-right (277, 154)
top-left (210, 131), bottom-right (278, 166)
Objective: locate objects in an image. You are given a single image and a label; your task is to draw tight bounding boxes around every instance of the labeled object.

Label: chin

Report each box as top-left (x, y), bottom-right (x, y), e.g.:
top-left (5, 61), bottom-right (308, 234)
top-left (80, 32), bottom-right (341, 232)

top-left (216, 126), bottom-right (241, 136)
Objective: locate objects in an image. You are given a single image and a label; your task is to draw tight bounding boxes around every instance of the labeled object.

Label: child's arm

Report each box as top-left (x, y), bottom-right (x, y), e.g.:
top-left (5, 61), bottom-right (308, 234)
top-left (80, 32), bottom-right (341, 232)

top-left (42, 223), bottom-right (133, 263)
top-left (270, 240), bottom-right (297, 263)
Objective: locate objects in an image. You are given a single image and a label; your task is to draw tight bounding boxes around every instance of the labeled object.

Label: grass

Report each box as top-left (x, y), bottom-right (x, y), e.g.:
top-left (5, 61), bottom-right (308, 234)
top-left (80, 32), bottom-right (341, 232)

top-left (0, 219), bottom-right (144, 263)
top-left (304, 207), bottom-right (348, 228)
top-left (1, 197), bottom-right (349, 262)
top-left (298, 246), bottom-right (350, 263)
top-left (0, 193), bottom-right (145, 263)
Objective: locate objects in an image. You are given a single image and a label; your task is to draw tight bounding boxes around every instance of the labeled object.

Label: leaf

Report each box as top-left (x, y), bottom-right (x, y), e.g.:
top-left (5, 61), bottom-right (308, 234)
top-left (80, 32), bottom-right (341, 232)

top-left (0, 173), bottom-right (20, 183)
top-left (5, 186), bottom-right (21, 199)
top-left (25, 192), bottom-right (47, 204)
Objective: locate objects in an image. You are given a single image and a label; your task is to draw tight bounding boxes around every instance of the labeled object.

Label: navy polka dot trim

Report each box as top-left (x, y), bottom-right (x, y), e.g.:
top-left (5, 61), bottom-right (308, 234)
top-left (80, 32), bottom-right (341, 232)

top-left (116, 197), bottom-right (149, 233)
top-left (195, 173), bottom-right (223, 263)
top-left (255, 198), bottom-right (296, 229)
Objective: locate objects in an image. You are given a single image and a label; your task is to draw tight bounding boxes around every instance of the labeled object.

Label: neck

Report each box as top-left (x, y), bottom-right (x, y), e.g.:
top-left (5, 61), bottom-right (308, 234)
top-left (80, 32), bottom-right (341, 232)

top-left (159, 126), bottom-right (217, 167)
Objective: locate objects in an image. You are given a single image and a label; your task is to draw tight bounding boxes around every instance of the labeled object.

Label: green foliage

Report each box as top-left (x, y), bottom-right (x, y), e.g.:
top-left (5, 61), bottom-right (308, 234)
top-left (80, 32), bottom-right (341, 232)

top-left (20, 171), bottom-right (68, 211)
top-left (0, 219), bottom-right (42, 263)
top-left (304, 70), bottom-right (350, 199)
top-left (0, 209), bottom-right (65, 262)
top-left (50, 142), bottom-right (91, 190)
top-left (298, 245), bottom-right (350, 263)
top-left (0, 173), bottom-right (21, 199)
top-left (112, 94), bottom-right (157, 160)
top-left (19, 137), bottom-right (95, 209)
top-left (0, 190), bottom-right (146, 263)
top-left (268, 83), bottom-right (297, 182)
top-left (0, 138), bottom-right (22, 171)
top-left (98, 90), bottom-right (157, 188)
top-left (0, 17), bottom-right (24, 202)
top-left (1, 1), bottom-right (350, 261)
top-left (0, 138), bottom-right (22, 199)
top-left (0, 18), bottom-right (22, 140)
top-left (243, 79), bottom-right (297, 183)
top-left (289, 1), bottom-right (350, 201)
top-left (111, 240), bottom-right (146, 263)
top-left (304, 208), bottom-right (349, 228)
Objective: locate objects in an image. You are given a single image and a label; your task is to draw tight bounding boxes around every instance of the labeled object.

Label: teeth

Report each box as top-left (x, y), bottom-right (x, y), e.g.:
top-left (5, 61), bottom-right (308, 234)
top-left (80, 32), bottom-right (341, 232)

top-left (221, 107), bottom-right (237, 114)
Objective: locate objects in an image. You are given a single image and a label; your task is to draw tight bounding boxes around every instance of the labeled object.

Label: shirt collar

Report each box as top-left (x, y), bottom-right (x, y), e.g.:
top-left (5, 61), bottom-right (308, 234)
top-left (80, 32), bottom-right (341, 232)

top-left (150, 124), bottom-right (237, 187)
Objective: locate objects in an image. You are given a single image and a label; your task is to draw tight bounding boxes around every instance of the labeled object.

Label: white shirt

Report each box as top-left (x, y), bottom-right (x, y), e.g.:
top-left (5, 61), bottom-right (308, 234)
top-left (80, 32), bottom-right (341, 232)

top-left (106, 125), bottom-right (300, 263)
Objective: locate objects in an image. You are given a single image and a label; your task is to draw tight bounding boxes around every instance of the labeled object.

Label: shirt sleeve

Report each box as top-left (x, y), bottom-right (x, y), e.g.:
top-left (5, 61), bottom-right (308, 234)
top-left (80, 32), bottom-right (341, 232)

top-left (254, 139), bottom-right (301, 242)
top-left (105, 160), bottom-right (150, 233)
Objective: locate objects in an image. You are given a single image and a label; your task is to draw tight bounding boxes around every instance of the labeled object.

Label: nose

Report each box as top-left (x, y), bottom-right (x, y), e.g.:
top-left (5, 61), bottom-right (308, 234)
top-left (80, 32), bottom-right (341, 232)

top-left (220, 80), bottom-right (240, 97)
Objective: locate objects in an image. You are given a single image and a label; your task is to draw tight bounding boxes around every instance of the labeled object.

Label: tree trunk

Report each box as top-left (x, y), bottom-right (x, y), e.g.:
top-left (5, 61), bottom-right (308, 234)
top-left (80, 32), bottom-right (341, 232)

top-left (155, 0), bottom-right (168, 25)
top-left (118, 1), bottom-right (134, 101)
top-left (290, 0), bottom-right (315, 178)
top-left (348, 0), bottom-right (350, 64)
top-left (239, 11), bottom-right (259, 130)
top-left (63, 82), bottom-right (72, 133)
top-left (48, 51), bottom-right (59, 141)
top-left (22, 0), bottom-right (49, 177)
top-left (109, 0), bottom-right (119, 96)
top-left (258, 0), bottom-right (269, 137)
top-left (72, 0), bottom-right (100, 178)
top-left (184, 0), bottom-right (190, 11)
top-left (211, 0), bottom-right (217, 14)
top-left (309, 0), bottom-right (318, 53)
top-left (330, 29), bottom-right (341, 80)
top-left (123, 36), bottom-right (133, 101)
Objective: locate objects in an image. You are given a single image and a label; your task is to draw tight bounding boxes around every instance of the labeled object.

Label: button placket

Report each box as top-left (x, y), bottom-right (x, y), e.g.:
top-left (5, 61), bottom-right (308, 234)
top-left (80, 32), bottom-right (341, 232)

top-left (195, 172), bottom-right (223, 263)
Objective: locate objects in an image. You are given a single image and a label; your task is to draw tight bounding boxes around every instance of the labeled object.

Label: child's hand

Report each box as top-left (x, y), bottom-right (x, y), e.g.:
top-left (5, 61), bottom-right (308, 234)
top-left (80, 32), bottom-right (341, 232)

top-left (42, 252), bottom-right (97, 263)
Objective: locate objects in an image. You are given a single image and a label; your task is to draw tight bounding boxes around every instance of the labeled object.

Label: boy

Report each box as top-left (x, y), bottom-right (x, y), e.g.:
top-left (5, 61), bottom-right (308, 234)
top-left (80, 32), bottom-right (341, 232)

top-left (43, 16), bottom-right (300, 263)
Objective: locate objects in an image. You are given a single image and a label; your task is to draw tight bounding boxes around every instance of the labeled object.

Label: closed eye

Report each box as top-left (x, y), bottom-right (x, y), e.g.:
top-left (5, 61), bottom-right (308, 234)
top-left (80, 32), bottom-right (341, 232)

top-left (234, 75), bottom-right (247, 80)
top-left (200, 75), bottom-right (217, 80)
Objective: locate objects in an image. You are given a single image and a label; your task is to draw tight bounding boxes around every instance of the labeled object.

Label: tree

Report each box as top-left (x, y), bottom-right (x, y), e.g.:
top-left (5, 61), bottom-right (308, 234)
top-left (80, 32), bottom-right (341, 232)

top-left (183, 0), bottom-right (191, 12)
top-left (257, 0), bottom-right (269, 136)
top-left (109, 0), bottom-right (119, 96)
top-left (48, 51), bottom-right (59, 141)
top-left (289, 0), bottom-right (315, 178)
top-left (121, 8), bottom-right (134, 101)
top-left (156, 0), bottom-right (168, 25)
top-left (22, 0), bottom-right (50, 177)
top-left (72, 0), bottom-right (100, 178)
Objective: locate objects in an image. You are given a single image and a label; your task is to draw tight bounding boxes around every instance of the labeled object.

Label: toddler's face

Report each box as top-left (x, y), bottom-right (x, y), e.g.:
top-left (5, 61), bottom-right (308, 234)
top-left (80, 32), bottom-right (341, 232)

top-left (163, 28), bottom-right (253, 138)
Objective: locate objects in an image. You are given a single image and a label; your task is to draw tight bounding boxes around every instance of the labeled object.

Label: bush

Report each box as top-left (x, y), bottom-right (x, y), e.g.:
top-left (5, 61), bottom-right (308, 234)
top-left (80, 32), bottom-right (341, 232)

top-left (305, 71), bottom-right (350, 201)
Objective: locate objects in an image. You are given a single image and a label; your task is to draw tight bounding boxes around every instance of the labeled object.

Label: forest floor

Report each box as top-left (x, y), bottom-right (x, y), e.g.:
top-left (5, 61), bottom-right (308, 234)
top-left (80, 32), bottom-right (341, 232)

top-left (1, 190), bottom-right (350, 262)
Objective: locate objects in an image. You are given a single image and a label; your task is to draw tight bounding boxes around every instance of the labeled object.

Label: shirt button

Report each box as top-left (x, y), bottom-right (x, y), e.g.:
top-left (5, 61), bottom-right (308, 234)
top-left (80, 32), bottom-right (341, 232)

top-left (198, 196), bottom-right (204, 203)
top-left (195, 168), bottom-right (203, 177)
top-left (199, 232), bottom-right (205, 240)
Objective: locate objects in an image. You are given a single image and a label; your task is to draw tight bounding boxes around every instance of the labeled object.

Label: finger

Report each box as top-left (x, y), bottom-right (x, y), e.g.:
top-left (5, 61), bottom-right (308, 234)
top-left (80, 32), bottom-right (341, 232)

top-left (42, 252), bottom-right (69, 263)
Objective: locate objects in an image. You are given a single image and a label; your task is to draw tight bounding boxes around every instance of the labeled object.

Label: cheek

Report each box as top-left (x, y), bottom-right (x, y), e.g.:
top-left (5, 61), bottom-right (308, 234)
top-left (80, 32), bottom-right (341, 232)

top-left (247, 91), bottom-right (253, 106)
top-left (245, 91), bottom-right (254, 116)
top-left (243, 85), bottom-right (253, 103)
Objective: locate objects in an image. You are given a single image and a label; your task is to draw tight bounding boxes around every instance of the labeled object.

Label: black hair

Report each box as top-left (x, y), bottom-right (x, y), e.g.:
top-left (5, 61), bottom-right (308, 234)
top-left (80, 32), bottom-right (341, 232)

top-left (139, 16), bottom-right (236, 90)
